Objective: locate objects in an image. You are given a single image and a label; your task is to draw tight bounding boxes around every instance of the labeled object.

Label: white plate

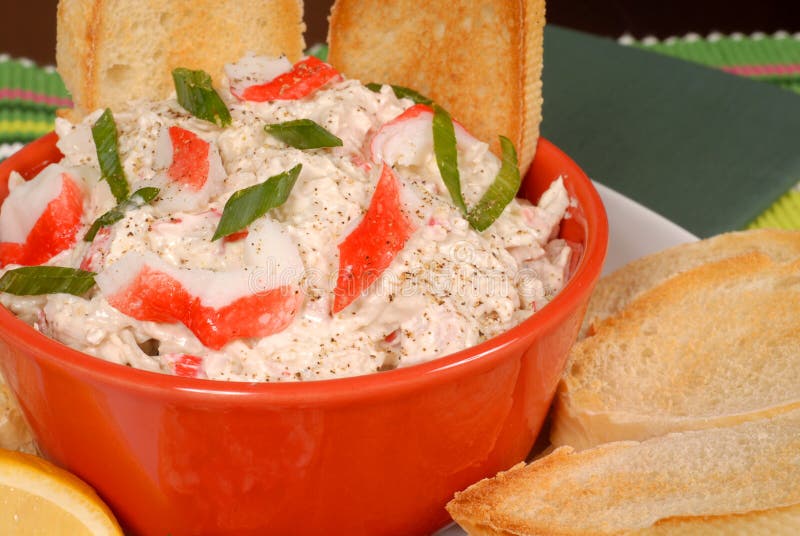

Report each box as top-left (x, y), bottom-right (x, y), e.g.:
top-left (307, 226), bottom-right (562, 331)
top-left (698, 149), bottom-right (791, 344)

top-left (594, 182), bottom-right (698, 275)
top-left (434, 183), bottom-right (698, 536)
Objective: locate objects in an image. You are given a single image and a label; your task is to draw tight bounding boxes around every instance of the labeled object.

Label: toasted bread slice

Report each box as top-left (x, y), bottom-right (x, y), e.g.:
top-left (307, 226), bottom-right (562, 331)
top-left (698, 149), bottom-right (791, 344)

top-left (552, 252), bottom-right (800, 449)
top-left (0, 380), bottom-right (34, 453)
top-left (56, 0), bottom-right (306, 119)
top-left (448, 407), bottom-right (800, 535)
top-left (328, 0), bottom-right (545, 174)
top-left (581, 229), bottom-right (800, 338)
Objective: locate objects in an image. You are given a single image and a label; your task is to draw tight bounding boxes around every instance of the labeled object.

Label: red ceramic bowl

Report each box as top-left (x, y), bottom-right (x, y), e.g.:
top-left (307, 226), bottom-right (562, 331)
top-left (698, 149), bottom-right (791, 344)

top-left (0, 132), bottom-right (607, 536)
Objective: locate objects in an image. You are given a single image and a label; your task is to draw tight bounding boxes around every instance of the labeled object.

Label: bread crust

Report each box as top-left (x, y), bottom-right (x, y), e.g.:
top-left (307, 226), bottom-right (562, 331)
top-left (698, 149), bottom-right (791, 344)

top-left (0, 380), bottom-right (35, 453)
top-left (328, 0), bottom-right (545, 175)
top-left (56, 0), bottom-right (306, 118)
top-left (448, 411), bottom-right (800, 535)
top-left (581, 229), bottom-right (800, 338)
top-left (553, 251), bottom-right (800, 449)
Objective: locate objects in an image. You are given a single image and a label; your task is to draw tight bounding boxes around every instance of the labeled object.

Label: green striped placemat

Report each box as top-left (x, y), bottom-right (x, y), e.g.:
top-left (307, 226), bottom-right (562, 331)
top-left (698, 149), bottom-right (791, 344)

top-left (0, 55), bottom-right (70, 144)
top-left (626, 32), bottom-right (800, 94)
top-left (625, 32), bottom-right (800, 230)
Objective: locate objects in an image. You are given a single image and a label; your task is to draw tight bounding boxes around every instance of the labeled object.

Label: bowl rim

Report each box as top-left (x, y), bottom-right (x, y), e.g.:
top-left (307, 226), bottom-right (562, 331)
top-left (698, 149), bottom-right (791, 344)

top-left (0, 134), bottom-right (608, 405)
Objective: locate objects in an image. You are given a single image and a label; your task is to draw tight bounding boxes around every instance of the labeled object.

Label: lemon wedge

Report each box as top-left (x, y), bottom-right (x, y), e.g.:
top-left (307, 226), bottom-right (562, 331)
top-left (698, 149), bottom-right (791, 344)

top-left (0, 448), bottom-right (122, 535)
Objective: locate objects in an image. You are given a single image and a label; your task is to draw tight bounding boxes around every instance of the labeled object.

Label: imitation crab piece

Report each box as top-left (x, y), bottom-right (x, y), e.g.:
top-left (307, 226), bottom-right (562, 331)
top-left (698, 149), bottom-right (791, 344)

top-left (232, 56), bottom-right (341, 102)
top-left (164, 126), bottom-right (211, 190)
top-left (150, 126), bottom-right (225, 213)
top-left (79, 227), bottom-right (112, 272)
top-left (223, 230), bottom-right (249, 243)
top-left (0, 164), bottom-right (83, 267)
top-left (332, 164), bottom-right (415, 313)
top-left (96, 252), bottom-right (304, 350)
top-left (225, 54), bottom-right (293, 100)
top-left (164, 353), bottom-right (205, 378)
top-left (96, 218), bottom-right (304, 349)
top-left (370, 104), bottom-right (485, 168)
top-left (516, 178), bottom-right (571, 243)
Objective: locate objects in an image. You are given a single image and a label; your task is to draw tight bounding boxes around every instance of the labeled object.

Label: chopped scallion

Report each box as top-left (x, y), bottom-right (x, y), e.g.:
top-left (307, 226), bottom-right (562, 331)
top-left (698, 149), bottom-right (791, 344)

top-left (0, 266), bottom-right (96, 296)
top-left (212, 164), bottom-right (301, 241)
top-left (172, 68), bottom-right (232, 127)
top-left (430, 105), bottom-right (522, 231)
top-left (432, 104), bottom-right (467, 215)
top-left (366, 83), bottom-right (433, 105)
top-left (264, 119), bottom-right (343, 150)
top-left (467, 136), bottom-right (521, 231)
top-left (91, 109), bottom-right (130, 203)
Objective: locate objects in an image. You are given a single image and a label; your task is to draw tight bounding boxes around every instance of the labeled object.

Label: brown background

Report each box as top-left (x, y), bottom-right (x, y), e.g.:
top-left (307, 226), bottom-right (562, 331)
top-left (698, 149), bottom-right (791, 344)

top-left (3, 0), bottom-right (800, 67)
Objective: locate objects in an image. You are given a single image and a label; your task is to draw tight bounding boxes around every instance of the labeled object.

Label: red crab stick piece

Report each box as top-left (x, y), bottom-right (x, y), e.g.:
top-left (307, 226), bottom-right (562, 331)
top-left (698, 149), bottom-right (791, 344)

top-left (225, 54), bottom-right (293, 100)
top-left (164, 353), bottom-right (205, 378)
top-left (152, 126), bottom-right (225, 213)
top-left (237, 56), bottom-right (341, 102)
top-left (166, 126), bottom-right (210, 190)
top-left (96, 252), bottom-right (303, 350)
top-left (0, 164), bottom-right (83, 267)
top-left (79, 226), bottom-right (112, 272)
top-left (370, 104), bottom-right (483, 167)
top-left (332, 164), bottom-right (414, 313)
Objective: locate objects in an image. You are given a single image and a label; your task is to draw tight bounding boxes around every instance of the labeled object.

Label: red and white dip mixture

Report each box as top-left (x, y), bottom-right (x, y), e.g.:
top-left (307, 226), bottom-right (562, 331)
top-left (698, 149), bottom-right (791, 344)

top-left (0, 54), bottom-right (572, 381)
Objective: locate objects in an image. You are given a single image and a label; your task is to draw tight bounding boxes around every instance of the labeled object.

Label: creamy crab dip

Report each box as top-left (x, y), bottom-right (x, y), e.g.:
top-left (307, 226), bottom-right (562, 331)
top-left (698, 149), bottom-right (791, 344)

top-left (0, 55), bottom-right (572, 381)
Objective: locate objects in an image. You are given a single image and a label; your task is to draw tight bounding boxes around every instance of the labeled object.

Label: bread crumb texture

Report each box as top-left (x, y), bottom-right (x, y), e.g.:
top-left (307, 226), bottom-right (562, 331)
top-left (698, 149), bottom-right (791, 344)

top-left (554, 230), bottom-right (800, 448)
top-left (448, 408), bottom-right (800, 535)
top-left (56, 0), bottom-right (306, 118)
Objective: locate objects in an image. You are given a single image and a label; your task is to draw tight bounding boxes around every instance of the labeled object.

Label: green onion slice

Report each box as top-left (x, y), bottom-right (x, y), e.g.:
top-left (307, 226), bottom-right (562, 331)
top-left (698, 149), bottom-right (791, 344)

top-left (212, 164), bottom-right (301, 241)
top-left (467, 136), bottom-right (521, 231)
top-left (432, 104), bottom-right (467, 215)
top-left (84, 187), bottom-right (160, 242)
top-left (264, 119), bottom-right (343, 150)
top-left (91, 109), bottom-right (130, 203)
top-left (172, 68), bottom-right (232, 127)
top-left (0, 266), bottom-right (96, 296)
top-left (365, 83), bottom-right (433, 106)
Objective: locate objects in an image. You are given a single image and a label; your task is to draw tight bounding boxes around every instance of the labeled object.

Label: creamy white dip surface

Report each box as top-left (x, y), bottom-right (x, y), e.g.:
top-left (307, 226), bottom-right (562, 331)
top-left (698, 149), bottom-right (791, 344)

top-left (0, 56), bottom-right (572, 381)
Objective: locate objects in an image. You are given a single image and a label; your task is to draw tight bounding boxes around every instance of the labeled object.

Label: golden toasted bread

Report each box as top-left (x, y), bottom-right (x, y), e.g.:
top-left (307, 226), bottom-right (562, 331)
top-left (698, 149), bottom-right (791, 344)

top-left (552, 252), bottom-right (800, 449)
top-left (581, 229), bottom-right (800, 338)
top-left (448, 407), bottom-right (800, 535)
top-left (328, 0), bottom-right (545, 174)
top-left (0, 380), bottom-right (34, 453)
top-left (56, 0), bottom-right (306, 118)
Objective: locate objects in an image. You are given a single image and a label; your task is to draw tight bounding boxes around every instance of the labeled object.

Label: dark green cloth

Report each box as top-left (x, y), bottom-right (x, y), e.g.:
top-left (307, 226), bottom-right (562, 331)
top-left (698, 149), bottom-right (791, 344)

top-left (541, 26), bottom-right (800, 237)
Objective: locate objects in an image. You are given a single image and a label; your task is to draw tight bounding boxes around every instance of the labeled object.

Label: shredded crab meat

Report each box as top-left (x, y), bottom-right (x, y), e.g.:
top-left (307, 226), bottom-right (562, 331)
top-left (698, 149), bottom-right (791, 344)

top-left (0, 54), bottom-right (574, 382)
